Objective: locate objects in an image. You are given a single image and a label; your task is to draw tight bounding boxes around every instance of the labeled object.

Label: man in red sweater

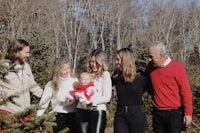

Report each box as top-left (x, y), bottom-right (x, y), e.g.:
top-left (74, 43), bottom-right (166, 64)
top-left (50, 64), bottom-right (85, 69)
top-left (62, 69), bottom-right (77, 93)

top-left (146, 41), bottom-right (192, 133)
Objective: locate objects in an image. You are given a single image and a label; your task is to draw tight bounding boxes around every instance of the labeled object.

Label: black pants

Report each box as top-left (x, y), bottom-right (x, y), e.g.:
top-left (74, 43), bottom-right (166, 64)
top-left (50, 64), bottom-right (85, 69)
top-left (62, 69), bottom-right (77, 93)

top-left (76, 108), bottom-right (106, 133)
top-left (153, 107), bottom-right (183, 133)
top-left (114, 105), bottom-right (147, 133)
top-left (53, 112), bottom-right (76, 133)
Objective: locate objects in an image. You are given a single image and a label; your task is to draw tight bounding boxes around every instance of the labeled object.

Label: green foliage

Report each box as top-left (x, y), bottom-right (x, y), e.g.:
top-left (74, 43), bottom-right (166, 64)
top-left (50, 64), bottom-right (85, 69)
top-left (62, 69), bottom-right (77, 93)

top-left (134, 39), bottom-right (149, 71)
top-left (192, 85), bottom-right (200, 120)
top-left (0, 59), bottom-right (10, 82)
top-left (143, 92), bottom-right (153, 132)
top-left (0, 58), bottom-right (24, 83)
top-left (106, 95), bottom-right (117, 133)
top-left (27, 29), bottom-right (55, 88)
top-left (26, 29), bottom-right (55, 110)
top-left (183, 121), bottom-right (200, 133)
top-left (0, 92), bottom-right (19, 107)
top-left (0, 104), bottom-right (57, 133)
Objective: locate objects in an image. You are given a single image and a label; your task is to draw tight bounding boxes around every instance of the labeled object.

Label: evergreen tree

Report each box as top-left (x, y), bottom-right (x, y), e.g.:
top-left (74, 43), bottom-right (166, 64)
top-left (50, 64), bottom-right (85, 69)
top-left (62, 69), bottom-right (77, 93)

top-left (27, 30), bottom-right (55, 88)
top-left (26, 29), bottom-right (55, 106)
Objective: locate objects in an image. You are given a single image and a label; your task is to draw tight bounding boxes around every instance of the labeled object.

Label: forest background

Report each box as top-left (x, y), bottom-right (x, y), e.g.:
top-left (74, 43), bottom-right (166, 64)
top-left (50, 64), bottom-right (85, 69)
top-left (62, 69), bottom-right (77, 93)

top-left (0, 0), bottom-right (200, 132)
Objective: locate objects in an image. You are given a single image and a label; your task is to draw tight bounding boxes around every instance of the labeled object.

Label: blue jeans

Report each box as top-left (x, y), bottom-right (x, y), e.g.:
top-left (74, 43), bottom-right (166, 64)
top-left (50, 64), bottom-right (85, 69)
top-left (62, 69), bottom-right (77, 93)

top-left (114, 105), bottom-right (147, 133)
top-left (153, 107), bottom-right (183, 133)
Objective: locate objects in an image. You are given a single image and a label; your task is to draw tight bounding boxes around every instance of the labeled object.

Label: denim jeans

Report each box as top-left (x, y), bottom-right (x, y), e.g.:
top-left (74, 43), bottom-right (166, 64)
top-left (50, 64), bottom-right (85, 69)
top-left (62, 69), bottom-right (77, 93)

top-left (153, 107), bottom-right (183, 133)
top-left (114, 105), bottom-right (147, 133)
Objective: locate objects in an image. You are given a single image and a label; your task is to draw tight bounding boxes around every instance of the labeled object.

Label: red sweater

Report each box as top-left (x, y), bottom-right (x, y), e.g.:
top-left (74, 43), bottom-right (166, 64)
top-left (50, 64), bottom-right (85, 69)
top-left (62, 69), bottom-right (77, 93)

top-left (70, 82), bottom-right (95, 100)
top-left (147, 60), bottom-right (192, 116)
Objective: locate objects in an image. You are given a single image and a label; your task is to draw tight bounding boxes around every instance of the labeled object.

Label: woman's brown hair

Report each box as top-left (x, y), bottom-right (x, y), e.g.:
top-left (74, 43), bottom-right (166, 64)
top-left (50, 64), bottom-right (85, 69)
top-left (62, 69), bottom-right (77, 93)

top-left (86, 49), bottom-right (108, 79)
top-left (117, 48), bottom-right (137, 82)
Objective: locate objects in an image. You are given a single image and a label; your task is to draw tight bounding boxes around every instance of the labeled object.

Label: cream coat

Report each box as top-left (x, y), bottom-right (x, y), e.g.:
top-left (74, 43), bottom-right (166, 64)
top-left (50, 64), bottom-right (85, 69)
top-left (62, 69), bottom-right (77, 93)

top-left (0, 62), bottom-right (43, 113)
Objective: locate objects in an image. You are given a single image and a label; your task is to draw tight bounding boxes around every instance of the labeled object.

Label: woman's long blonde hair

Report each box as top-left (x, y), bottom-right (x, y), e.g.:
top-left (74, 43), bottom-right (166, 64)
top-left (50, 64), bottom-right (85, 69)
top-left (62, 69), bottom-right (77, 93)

top-left (86, 49), bottom-right (108, 79)
top-left (117, 48), bottom-right (137, 82)
top-left (51, 57), bottom-right (70, 91)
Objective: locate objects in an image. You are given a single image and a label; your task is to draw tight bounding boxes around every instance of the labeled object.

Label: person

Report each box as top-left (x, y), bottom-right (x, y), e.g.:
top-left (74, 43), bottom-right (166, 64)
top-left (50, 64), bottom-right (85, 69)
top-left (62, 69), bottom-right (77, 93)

top-left (111, 48), bottom-right (148, 133)
top-left (0, 39), bottom-right (43, 114)
top-left (146, 41), bottom-right (193, 133)
top-left (76, 49), bottom-right (112, 133)
top-left (37, 58), bottom-right (78, 133)
top-left (70, 72), bottom-right (97, 108)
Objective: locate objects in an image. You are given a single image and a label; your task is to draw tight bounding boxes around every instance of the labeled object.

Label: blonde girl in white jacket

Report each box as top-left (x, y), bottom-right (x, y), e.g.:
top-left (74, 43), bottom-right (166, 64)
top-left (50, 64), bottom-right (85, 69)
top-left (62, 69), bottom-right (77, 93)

top-left (37, 58), bottom-right (78, 133)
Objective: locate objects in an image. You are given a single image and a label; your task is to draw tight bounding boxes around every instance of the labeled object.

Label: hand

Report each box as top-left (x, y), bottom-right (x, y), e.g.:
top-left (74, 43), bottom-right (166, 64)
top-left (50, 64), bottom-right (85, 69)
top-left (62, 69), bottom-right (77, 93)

top-left (75, 92), bottom-right (84, 99)
top-left (66, 92), bottom-right (74, 100)
top-left (86, 87), bottom-right (96, 95)
top-left (183, 115), bottom-right (192, 127)
top-left (86, 87), bottom-right (93, 95)
top-left (92, 98), bottom-right (97, 106)
top-left (39, 126), bottom-right (43, 131)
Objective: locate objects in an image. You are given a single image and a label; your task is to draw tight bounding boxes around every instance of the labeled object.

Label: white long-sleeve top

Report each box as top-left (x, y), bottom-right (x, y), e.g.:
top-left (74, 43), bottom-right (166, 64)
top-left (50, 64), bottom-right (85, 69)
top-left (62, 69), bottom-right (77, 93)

top-left (77, 71), bottom-right (112, 111)
top-left (37, 77), bottom-right (78, 116)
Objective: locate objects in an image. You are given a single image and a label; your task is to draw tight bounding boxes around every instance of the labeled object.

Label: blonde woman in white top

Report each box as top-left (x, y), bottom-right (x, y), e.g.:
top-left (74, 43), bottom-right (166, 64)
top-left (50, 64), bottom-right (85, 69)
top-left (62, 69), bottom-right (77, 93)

top-left (76, 49), bottom-right (112, 133)
top-left (37, 58), bottom-right (78, 133)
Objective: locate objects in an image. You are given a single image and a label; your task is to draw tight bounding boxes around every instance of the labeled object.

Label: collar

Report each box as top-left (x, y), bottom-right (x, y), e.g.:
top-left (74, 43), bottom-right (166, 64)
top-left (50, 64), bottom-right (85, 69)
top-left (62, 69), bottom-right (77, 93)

top-left (14, 64), bottom-right (23, 72)
top-left (161, 57), bottom-right (171, 67)
top-left (59, 77), bottom-right (70, 81)
top-left (14, 64), bottom-right (23, 69)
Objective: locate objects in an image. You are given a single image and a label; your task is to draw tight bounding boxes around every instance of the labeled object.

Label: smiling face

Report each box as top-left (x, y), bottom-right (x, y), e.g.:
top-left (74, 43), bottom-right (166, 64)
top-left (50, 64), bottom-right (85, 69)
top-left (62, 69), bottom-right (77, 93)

top-left (116, 54), bottom-right (122, 69)
top-left (89, 56), bottom-right (100, 73)
top-left (59, 63), bottom-right (70, 78)
top-left (79, 73), bottom-right (91, 85)
top-left (16, 46), bottom-right (30, 64)
top-left (148, 47), bottom-right (166, 67)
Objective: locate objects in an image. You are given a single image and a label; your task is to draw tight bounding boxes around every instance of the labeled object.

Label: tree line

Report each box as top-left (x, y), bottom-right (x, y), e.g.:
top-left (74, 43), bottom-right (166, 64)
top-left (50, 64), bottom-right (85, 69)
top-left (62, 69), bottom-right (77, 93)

top-left (0, 0), bottom-right (200, 132)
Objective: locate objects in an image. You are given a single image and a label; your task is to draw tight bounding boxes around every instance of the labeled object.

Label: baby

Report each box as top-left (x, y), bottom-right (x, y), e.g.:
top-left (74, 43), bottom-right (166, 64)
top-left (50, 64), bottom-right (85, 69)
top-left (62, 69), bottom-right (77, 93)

top-left (70, 72), bottom-right (97, 108)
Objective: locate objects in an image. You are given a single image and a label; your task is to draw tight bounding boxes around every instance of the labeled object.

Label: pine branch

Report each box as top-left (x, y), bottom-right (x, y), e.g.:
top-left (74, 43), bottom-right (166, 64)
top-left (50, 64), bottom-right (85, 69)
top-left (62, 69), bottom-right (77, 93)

top-left (1, 104), bottom-right (57, 132)
top-left (0, 59), bottom-right (10, 82)
top-left (0, 93), bottom-right (19, 106)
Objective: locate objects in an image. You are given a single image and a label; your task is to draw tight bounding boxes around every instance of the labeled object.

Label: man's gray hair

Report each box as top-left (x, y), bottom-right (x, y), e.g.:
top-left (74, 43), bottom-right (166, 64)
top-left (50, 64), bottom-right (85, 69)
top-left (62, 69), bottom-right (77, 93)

top-left (149, 41), bottom-right (167, 56)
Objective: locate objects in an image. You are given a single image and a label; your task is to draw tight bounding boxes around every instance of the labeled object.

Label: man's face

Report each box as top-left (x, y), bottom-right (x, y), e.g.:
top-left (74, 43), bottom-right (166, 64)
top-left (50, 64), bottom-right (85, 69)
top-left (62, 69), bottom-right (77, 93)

top-left (148, 47), bottom-right (162, 67)
top-left (17, 46), bottom-right (30, 64)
